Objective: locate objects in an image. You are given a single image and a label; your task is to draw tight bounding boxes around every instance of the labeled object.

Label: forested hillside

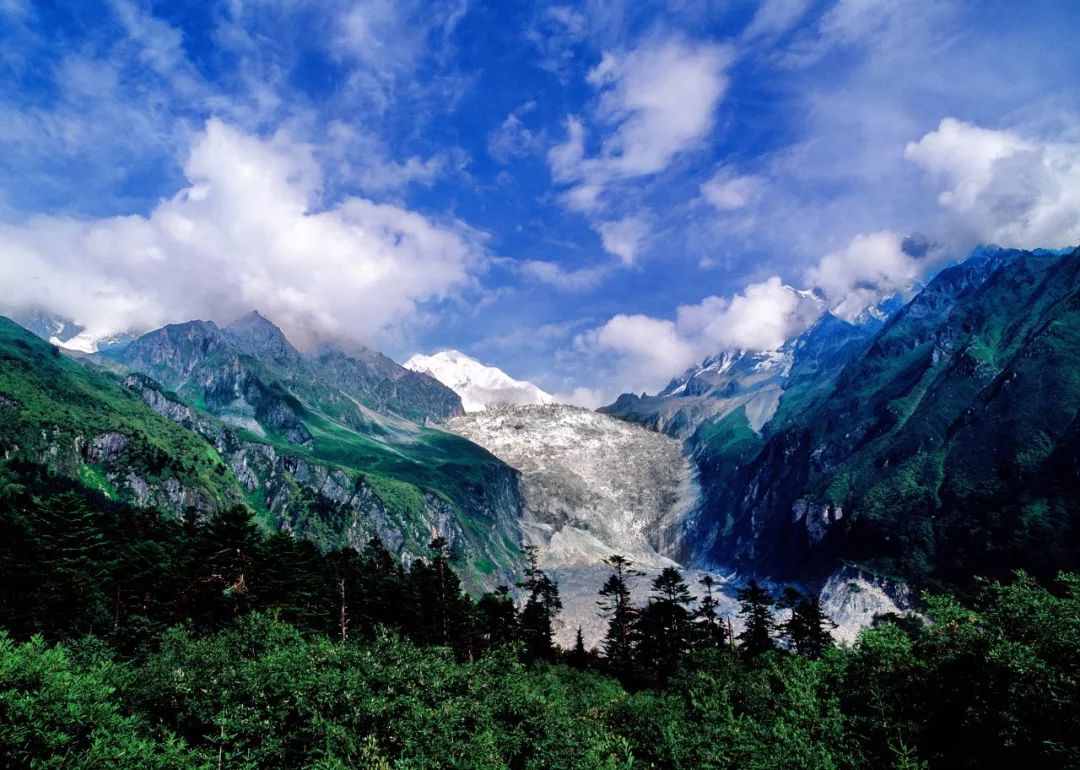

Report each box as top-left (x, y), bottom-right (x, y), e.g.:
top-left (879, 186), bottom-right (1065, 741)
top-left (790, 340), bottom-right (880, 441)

top-left (1, 462), bottom-right (1077, 769)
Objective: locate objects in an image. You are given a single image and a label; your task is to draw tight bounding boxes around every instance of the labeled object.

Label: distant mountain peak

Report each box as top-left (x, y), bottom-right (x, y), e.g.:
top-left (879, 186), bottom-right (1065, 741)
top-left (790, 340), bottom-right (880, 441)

top-left (403, 350), bottom-right (554, 412)
top-left (224, 310), bottom-right (300, 363)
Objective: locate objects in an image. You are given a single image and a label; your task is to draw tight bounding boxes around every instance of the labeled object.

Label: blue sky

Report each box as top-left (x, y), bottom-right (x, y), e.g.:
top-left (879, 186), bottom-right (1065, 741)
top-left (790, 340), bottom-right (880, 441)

top-left (2, 0), bottom-right (1080, 403)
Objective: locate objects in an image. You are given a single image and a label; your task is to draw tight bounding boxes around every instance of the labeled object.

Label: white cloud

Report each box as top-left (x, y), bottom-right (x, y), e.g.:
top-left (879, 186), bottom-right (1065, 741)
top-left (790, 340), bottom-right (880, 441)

top-left (0, 119), bottom-right (479, 350)
top-left (488, 101), bottom-right (539, 163)
top-left (577, 276), bottom-right (825, 394)
top-left (520, 260), bottom-right (608, 291)
top-left (552, 386), bottom-right (607, 409)
top-left (740, 0), bottom-right (811, 42)
top-left (576, 314), bottom-right (698, 393)
top-left (549, 37), bottom-right (733, 211)
top-left (803, 231), bottom-right (921, 319)
top-left (905, 118), bottom-right (1080, 249)
top-left (677, 276), bottom-right (823, 352)
top-left (596, 214), bottom-right (650, 265)
top-left (700, 166), bottom-right (766, 210)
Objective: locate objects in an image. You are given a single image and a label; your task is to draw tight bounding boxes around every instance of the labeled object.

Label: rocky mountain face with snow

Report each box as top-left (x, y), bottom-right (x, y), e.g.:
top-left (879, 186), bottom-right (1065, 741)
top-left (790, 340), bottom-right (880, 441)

top-left (603, 246), bottom-right (1080, 601)
top-left (445, 404), bottom-right (711, 644)
top-left (404, 350), bottom-right (554, 412)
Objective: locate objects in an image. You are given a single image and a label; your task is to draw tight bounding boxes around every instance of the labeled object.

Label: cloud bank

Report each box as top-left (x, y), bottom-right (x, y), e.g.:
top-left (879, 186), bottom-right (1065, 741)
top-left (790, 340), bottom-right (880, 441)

top-left (0, 119), bottom-right (480, 350)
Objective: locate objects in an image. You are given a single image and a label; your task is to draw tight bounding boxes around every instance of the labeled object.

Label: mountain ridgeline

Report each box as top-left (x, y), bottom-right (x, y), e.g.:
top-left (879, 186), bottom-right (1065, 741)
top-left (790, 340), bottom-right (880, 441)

top-left (0, 313), bottom-right (524, 591)
top-left (603, 246), bottom-right (1080, 590)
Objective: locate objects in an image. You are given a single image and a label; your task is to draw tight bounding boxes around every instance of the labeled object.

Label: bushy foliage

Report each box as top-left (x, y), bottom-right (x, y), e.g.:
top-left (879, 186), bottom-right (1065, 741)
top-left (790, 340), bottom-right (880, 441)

top-left (2, 464), bottom-right (1079, 768)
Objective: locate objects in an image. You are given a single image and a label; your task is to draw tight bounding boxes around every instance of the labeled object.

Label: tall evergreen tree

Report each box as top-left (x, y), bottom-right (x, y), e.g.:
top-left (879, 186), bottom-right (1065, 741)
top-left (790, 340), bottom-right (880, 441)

top-left (693, 574), bottom-right (729, 650)
top-left (780, 587), bottom-right (836, 658)
top-left (636, 566), bottom-right (696, 681)
top-left (596, 554), bottom-right (643, 674)
top-left (201, 505), bottom-right (263, 626)
top-left (476, 585), bottom-right (518, 649)
top-left (517, 545), bottom-right (562, 660)
top-left (736, 579), bottom-right (776, 657)
top-left (412, 536), bottom-right (463, 649)
top-left (567, 626), bottom-right (591, 669)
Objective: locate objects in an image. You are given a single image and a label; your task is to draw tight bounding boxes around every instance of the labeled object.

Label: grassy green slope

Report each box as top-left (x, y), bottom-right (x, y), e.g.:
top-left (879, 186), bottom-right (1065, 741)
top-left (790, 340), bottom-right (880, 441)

top-left (0, 318), bottom-right (243, 510)
top-left (729, 249), bottom-right (1080, 586)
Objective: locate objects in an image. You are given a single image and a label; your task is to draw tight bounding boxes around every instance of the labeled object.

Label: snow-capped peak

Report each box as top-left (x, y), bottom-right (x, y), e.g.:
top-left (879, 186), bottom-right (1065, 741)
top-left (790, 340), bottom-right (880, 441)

top-left (403, 350), bottom-right (554, 412)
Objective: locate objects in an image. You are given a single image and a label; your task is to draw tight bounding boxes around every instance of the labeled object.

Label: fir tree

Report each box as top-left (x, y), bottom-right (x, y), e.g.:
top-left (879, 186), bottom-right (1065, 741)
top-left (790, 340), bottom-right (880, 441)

top-left (693, 574), bottom-right (729, 650)
top-left (736, 579), bottom-right (776, 657)
top-left (636, 566), bottom-right (696, 681)
top-left (476, 585), bottom-right (518, 649)
top-left (780, 587), bottom-right (836, 658)
top-left (567, 626), bottom-right (591, 669)
top-left (517, 545), bottom-right (562, 660)
top-left (596, 554), bottom-right (643, 674)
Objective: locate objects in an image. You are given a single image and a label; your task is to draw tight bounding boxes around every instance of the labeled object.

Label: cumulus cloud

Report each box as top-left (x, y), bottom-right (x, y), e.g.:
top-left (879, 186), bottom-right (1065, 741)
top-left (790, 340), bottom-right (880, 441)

top-left (803, 231), bottom-right (922, 319)
top-left (549, 37), bottom-right (732, 204)
top-left (578, 224), bottom-right (942, 394)
top-left (676, 276), bottom-right (823, 352)
top-left (575, 314), bottom-right (698, 392)
top-left (906, 118), bottom-right (1080, 249)
top-left (0, 119), bottom-right (480, 350)
top-left (576, 276), bottom-right (825, 394)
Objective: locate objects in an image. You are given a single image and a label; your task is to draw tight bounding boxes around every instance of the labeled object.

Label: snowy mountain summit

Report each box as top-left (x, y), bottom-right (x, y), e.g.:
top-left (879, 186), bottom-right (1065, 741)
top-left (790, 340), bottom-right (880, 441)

top-left (403, 350), bottom-right (554, 412)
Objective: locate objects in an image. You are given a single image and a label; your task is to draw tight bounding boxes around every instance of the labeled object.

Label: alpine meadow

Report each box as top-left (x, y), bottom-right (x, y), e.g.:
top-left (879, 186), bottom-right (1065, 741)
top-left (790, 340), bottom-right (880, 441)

top-left (1, 2), bottom-right (1079, 769)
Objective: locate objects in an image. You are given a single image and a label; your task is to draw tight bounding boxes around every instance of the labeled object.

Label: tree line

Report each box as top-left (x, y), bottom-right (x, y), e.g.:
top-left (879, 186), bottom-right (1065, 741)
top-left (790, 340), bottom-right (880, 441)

top-left (1, 461), bottom-right (1078, 768)
top-left (0, 459), bottom-right (839, 681)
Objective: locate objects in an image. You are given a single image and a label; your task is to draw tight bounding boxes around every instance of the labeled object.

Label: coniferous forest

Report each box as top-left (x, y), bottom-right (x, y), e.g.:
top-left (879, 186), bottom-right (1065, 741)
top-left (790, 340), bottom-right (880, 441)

top-left (1, 461), bottom-right (1077, 769)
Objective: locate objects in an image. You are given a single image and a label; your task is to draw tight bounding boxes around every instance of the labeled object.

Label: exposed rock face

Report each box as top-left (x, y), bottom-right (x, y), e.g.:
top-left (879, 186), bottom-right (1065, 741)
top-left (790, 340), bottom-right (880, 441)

top-left (128, 375), bottom-right (522, 592)
top-left (819, 567), bottom-right (916, 644)
top-left (446, 404), bottom-right (708, 644)
top-left (87, 432), bottom-right (128, 463)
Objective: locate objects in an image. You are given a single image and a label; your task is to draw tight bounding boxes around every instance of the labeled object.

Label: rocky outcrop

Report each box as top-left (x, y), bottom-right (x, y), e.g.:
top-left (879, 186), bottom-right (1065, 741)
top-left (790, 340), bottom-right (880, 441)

top-left (446, 404), bottom-right (702, 644)
top-left (87, 432), bottom-right (128, 463)
top-left (127, 375), bottom-right (522, 591)
top-left (818, 567), bottom-right (916, 644)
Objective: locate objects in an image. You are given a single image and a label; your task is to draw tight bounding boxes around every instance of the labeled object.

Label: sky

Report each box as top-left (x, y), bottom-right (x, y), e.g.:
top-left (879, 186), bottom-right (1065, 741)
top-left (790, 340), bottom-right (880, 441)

top-left (1, 0), bottom-right (1080, 405)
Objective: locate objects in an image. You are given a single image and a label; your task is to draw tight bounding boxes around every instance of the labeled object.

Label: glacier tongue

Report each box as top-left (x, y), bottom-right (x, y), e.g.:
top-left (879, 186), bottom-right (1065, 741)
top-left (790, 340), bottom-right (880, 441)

top-left (445, 404), bottom-right (735, 646)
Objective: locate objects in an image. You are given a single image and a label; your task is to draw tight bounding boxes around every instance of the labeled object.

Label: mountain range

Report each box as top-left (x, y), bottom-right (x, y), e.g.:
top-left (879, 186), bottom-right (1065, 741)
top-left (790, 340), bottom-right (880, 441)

top-left (0, 311), bottom-right (524, 592)
top-left (603, 245), bottom-right (1080, 590)
top-left (3, 244), bottom-right (1079, 606)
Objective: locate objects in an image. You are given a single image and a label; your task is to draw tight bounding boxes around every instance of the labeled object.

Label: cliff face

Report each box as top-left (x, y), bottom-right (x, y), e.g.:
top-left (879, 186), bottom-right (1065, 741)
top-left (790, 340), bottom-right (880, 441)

top-left (123, 372), bottom-right (524, 592)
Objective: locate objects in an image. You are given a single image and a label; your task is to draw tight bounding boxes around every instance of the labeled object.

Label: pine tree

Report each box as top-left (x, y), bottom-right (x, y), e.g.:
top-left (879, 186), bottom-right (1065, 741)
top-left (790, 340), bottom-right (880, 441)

top-left (780, 587), bottom-right (836, 658)
top-left (358, 536), bottom-right (409, 632)
top-left (736, 579), bottom-right (776, 657)
top-left (597, 554), bottom-right (643, 674)
top-left (693, 574), bottom-right (729, 649)
top-left (567, 626), bottom-right (591, 669)
top-left (201, 505), bottom-right (263, 626)
top-left (413, 536), bottom-right (463, 648)
top-left (517, 545), bottom-right (562, 660)
top-left (476, 585), bottom-right (518, 649)
top-left (636, 566), bottom-right (696, 681)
